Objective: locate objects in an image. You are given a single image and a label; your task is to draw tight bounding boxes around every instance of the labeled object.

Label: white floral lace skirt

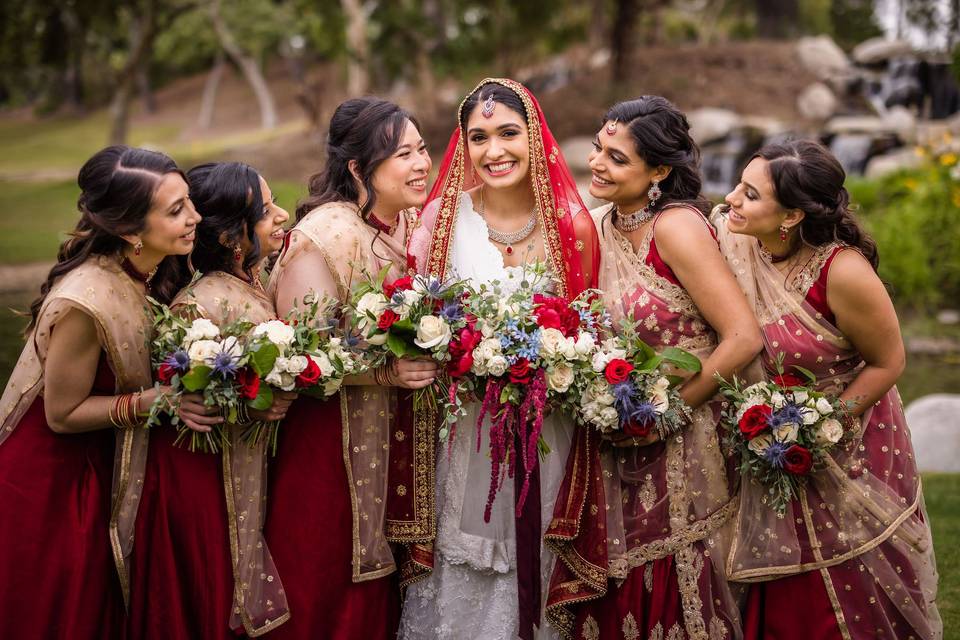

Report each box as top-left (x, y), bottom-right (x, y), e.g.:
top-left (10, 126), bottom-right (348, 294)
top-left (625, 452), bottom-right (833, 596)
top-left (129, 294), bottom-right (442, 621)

top-left (398, 402), bottom-right (574, 640)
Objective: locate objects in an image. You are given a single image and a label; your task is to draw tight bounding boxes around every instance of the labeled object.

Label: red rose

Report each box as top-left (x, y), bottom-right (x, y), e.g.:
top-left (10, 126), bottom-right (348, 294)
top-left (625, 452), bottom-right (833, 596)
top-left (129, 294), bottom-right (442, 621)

top-left (157, 362), bottom-right (176, 384)
top-left (237, 367), bottom-right (261, 400)
top-left (772, 373), bottom-right (804, 387)
top-left (382, 276), bottom-right (414, 299)
top-left (295, 356), bottom-right (322, 388)
top-left (623, 418), bottom-right (652, 437)
top-left (377, 309), bottom-right (400, 330)
top-left (533, 294), bottom-right (580, 337)
top-left (604, 358), bottom-right (634, 385)
top-left (738, 404), bottom-right (772, 440)
top-left (448, 326), bottom-right (482, 377)
top-left (783, 444), bottom-right (813, 475)
top-left (508, 358), bottom-right (534, 384)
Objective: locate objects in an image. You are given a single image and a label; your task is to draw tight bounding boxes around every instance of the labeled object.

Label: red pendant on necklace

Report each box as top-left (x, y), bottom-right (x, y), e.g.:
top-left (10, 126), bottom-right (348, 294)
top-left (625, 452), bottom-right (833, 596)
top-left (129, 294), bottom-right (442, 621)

top-left (505, 245), bottom-right (514, 255)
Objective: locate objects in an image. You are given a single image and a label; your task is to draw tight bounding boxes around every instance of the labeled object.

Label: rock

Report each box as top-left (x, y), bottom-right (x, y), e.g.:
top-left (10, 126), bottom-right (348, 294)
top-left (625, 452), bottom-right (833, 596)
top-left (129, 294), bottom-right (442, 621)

top-left (882, 105), bottom-right (917, 143)
top-left (864, 148), bottom-right (924, 179)
top-left (797, 82), bottom-right (838, 121)
top-left (826, 115), bottom-right (888, 135)
top-left (904, 394), bottom-right (960, 472)
top-left (937, 309), bottom-right (960, 325)
top-left (687, 108), bottom-right (743, 146)
top-left (560, 137), bottom-right (596, 175)
top-left (904, 336), bottom-right (960, 355)
top-left (796, 36), bottom-right (850, 80)
top-left (852, 38), bottom-right (913, 65)
top-left (589, 49), bottom-right (611, 69)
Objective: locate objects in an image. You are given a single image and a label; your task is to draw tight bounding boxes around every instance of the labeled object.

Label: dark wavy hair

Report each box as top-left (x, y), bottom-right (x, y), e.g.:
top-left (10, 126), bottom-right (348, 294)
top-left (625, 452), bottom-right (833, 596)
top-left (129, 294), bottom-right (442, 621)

top-left (27, 145), bottom-right (186, 333)
top-left (458, 81), bottom-right (528, 129)
top-left (753, 139), bottom-right (879, 271)
top-left (296, 97), bottom-right (419, 223)
top-left (604, 96), bottom-right (710, 215)
top-left (185, 162), bottom-right (265, 279)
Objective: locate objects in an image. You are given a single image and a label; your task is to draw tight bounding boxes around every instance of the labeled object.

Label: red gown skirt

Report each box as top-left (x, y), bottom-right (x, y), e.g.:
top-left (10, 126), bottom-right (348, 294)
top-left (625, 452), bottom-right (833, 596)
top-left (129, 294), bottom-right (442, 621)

top-left (263, 394), bottom-right (399, 639)
top-left (0, 356), bottom-right (126, 639)
top-left (127, 423), bottom-right (235, 639)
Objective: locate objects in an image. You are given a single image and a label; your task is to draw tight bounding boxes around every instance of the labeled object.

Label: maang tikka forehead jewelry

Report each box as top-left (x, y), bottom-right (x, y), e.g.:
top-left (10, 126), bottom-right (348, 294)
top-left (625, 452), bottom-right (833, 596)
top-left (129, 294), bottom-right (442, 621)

top-left (481, 96), bottom-right (496, 118)
top-left (606, 120), bottom-right (618, 135)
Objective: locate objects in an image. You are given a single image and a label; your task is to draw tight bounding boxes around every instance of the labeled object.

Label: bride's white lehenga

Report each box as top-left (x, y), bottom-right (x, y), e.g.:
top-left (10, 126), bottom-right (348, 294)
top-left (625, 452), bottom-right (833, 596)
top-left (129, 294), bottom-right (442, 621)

top-left (398, 194), bottom-right (571, 640)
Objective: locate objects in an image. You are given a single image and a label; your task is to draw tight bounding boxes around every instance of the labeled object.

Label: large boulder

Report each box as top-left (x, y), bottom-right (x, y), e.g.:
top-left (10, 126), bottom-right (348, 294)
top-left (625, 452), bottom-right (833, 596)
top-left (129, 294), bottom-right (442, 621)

top-left (687, 108), bottom-right (743, 146)
top-left (882, 105), bottom-right (917, 143)
top-left (864, 147), bottom-right (924, 179)
top-left (796, 36), bottom-right (850, 80)
top-left (797, 82), bottom-right (838, 121)
top-left (560, 136), bottom-right (597, 175)
top-left (904, 394), bottom-right (960, 472)
top-left (826, 115), bottom-right (888, 135)
top-left (852, 38), bottom-right (913, 65)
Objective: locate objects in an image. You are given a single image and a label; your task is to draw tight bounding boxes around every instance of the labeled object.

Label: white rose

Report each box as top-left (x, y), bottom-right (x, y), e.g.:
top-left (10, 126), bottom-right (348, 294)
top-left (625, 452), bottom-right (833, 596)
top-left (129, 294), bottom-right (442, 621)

top-left (265, 367), bottom-right (295, 391)
top-left (393, 289), bottom-right (422, 319)
top-left (313, 351), bottom-right (334, 377)
top-left (540, 328), bottom-right (566, 359)
top-left (220, 335), bottom-right (243, 359)
top-left (792, 390), bottom-right (809, 404)
top-left (547, 363), bottom-right (575, 393)
top-left (801, 407), bottom-right (819, 425)
top-left (487, 355), bottom-right (508, 377)
top-left (817, 418), bottom-right (843, 444)
top-left (773, 421), bottom-right (799, 443)
top-left (574, 332), bottom-right (596, 357)
top-left (742, 382), bottom-right (766, 396)
top-left (184, 318), bottom-right (220, 344)
top-left (414, 316), bottom-right (451, 350)
top-left (770, 391), bottom-right (786, 409)
top-left (815, 397), bottom-right (834, 415)
top-left (252, 319), bottom-right (296, 348)
top-left (284, 355), bottom-right (309, 375)
top-left (591, 350), bottom-right (611, 373)
top-left (356, 292), bottom-right (389, 330)
top-left (366, 332), bottom-right (388, 346)
top-left (188, 339), bottom-right (220, 365)
top-left (599, 407), bottom-right (619, 427)
top-left (649, 376), bottom-right (671, 414)
top-left (476, 338), bottom-right (501, 362)
top-left (479, 320), bottom-right (496, 338)
top-left (558, 337), bottom-right (578, 360)
top-left (747, 433), bottom-right (773, 455)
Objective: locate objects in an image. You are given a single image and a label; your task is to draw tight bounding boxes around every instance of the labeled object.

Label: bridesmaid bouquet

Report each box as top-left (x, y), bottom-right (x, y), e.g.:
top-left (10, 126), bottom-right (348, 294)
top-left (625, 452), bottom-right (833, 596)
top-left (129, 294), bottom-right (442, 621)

top-left (147, 300), bottom-right (265, 453)
top-left (246, 293), bottom-right (368, 453)
top-left (575, 321), bottom-right (701, 439)
top-left (459, 265), bottom-right (605, 521)
top-left (348, 268), bottom-right (473, 424)
top-left (717, 361), bottom-right (850, 515)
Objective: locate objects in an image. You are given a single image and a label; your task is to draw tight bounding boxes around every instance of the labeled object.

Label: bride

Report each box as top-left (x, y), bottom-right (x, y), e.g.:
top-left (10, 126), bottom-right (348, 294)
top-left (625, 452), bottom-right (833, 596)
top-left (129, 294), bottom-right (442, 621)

top-left (401, 78), bottom-right (599, 640)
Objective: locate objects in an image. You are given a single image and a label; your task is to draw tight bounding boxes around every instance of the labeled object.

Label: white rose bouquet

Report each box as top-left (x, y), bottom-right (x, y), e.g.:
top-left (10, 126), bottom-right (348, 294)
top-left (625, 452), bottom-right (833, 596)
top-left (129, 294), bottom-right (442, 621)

top-left (717, 356), bottom-right (853, 514)
top-left (146, 298), bottom-right (267, 453)
top-left (574, 318), bottom-right (700, 441)
top-left (246, 293), bottom-right (368, 453)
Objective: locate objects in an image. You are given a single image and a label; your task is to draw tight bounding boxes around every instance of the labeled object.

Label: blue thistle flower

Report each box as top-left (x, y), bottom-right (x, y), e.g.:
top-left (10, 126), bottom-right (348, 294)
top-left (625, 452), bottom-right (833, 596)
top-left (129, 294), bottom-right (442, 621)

top-left (612, 380), bottom-right (640, 416)
top-left (440, 301), bottom-right (464, 323)
top-left (771, 403), bottom-right (804, 429)
top-left (422, 276), bottom-right (447, 298)
top-left (210, 347), bottom-right (239, 379)
top-left (630, 401), bottom-right (658, 425)
top-left (164, 349), bottom-right (190, 373)
top-left (763, 441), bottom-right (790, 468)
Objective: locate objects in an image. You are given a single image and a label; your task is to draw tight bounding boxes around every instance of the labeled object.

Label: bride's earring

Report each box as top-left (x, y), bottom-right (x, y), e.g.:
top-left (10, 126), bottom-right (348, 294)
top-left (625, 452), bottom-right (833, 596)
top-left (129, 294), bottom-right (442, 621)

top-left (647, 180), bottom-right (661, 208)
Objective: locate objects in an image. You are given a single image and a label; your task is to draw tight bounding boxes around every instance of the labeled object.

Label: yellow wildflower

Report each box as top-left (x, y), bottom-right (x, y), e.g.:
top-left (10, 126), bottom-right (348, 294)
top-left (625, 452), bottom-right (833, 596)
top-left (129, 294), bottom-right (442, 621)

top-left (902, 178), bottom-right (919, 191)
top-left (940, 152), bottom-right (957, 167)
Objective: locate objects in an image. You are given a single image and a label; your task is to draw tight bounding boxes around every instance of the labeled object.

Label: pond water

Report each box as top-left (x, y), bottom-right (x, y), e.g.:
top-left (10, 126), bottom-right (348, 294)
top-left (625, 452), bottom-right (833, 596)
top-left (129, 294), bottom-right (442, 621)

top-left (0, 291), bottom-right (958, 405)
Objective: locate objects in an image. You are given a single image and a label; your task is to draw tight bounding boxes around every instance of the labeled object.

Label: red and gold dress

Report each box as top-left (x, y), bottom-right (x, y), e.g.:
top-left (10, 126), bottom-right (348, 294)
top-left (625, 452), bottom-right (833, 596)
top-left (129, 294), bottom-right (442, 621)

top-left (0, 256), bottom-right (154, 639)
top-left (546, 205), bottom-right (741, 640)
top-left (127, 271), bottom-right (290, 639)
top-left (714, 211), bottom-right (942, 640)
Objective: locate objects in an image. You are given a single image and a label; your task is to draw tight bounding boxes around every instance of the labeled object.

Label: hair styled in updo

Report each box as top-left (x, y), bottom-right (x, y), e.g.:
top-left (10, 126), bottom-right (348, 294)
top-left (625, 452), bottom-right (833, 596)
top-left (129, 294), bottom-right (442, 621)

top-left (753, 139), bottom-right (879, 271)
top-left (27, 145), bottom-right (186, 333)
top-left (296, 97), bottom-right (419, 223)
top-left (604, 95), bottom-right (710, 214)
top-left (458, 81), bottom-right (528, 129)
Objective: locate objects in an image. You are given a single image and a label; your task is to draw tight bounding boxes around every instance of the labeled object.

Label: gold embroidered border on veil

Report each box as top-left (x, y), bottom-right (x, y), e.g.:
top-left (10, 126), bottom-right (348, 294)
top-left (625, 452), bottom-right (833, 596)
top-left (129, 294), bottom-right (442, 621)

top-left (170, 272), bottom-right (290, 635)
top-left (712, 206), bottom-right (941, 638)
top-left (267, 200), bottom-right (423, 581)
top-left (0, 255), bottom-right (153, 606)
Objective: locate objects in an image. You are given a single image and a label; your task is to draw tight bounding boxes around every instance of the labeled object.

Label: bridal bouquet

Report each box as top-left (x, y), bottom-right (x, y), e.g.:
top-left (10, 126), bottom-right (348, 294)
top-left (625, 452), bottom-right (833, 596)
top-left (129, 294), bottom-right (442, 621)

top-left (147, 299), bottom-right (262, 453)
top-left (348, 268), bottom-right (472, 423)
top-left (246, 293), bottom-right (368, 453)
top-left (460, 263), bottom-right (604, 521)
top-left (718, 361), bottom-right (851, 514)
top-left (576, 320), bottom-right (701, 439)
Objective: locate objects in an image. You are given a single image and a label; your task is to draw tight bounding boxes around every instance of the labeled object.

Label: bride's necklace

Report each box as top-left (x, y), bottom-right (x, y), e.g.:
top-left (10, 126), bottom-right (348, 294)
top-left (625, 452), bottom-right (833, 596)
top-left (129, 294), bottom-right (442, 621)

top-left (478, 187), bottom-right (537, 256)
top-left (612, 203), bottom-right (655, 233)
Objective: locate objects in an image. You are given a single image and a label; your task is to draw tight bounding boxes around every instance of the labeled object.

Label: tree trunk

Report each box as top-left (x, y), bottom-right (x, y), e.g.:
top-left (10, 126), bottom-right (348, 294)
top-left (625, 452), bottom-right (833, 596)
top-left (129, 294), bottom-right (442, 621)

top-left (341, 0), bottom-right (370, 95)
top-left (197, 51), bottom-right (226, 129)
top-left (108, 3), bottom-right (158, 145)
top-left (611, 0), bottom-right (639, 83)
top-left (137, 64), bottom-right (156, 113)
top-left (209, 0), bottom-right (277, 129)
top-left (588, 0), bottom-right (607, 50)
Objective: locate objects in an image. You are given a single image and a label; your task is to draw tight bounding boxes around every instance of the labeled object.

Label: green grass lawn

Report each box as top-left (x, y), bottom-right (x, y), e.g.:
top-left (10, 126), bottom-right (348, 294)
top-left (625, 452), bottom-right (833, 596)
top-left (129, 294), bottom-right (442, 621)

top-left (924, 473), bottom-right (959, 635)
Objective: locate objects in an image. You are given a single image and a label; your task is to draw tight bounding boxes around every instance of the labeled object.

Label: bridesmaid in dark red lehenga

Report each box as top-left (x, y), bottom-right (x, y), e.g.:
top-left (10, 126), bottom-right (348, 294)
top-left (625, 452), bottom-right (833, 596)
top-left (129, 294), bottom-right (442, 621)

top-left (263, 97), bottom-right (437, 639)
top-left (718, 141), bottom-right (940, 638)
top-left (0, 145), bottom-right (198, 639)
top-left (127, 163), bottom-right (297, 640)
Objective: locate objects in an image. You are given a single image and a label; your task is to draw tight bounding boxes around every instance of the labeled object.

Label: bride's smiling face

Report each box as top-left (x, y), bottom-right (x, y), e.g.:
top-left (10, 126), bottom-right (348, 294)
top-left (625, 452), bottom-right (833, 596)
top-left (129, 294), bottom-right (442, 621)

top-left (464, 100), bottom-right (530, 191)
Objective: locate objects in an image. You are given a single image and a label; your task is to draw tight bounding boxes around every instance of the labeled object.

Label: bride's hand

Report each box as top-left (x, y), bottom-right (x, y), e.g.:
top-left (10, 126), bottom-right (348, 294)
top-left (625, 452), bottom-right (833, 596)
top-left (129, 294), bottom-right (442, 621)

top-left (383, 357), bottom-right (438, 390)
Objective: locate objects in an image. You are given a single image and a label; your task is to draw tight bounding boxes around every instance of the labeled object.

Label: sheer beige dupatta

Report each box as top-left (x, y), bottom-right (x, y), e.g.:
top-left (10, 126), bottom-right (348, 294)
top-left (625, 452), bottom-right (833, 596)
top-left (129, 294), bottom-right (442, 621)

top-left (0, 255), bottom-right (153, 605)
top-left (267, 200), bottom-right (416, 581)
top-left (170, 271), bottom-right (290, 635)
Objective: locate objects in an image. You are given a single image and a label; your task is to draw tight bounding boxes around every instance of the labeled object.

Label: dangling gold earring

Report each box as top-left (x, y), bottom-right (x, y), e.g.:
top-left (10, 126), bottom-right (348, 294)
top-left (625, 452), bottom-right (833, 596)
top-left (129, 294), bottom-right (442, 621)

top-left (134, 239), bottom-right (143, 256)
